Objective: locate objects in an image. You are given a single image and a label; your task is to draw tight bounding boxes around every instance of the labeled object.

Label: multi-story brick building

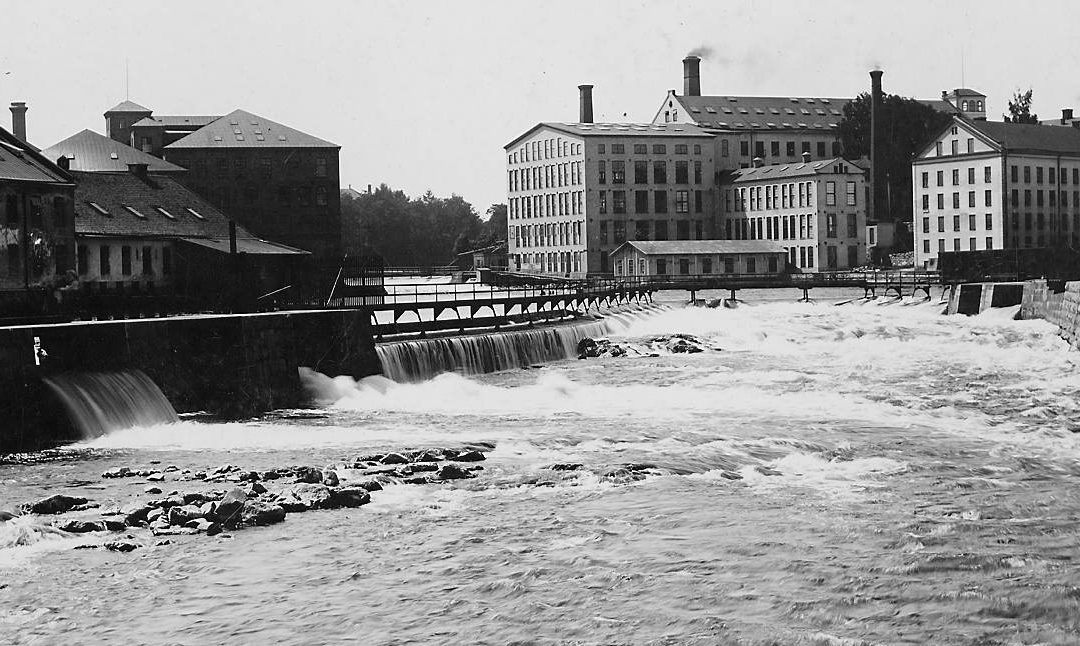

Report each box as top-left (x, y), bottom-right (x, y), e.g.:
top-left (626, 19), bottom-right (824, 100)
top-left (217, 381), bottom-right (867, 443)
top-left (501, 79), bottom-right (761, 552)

top-left (0, 124), bottom-right (76, 291)
top-left (912, 116), bottom-right (1080, 269)
top-left (161, 109), bottom-right (341, 260)
top-left (505, 100), bottom-right (716, 276)
top-left (722, 157), bottom-right (868, 270)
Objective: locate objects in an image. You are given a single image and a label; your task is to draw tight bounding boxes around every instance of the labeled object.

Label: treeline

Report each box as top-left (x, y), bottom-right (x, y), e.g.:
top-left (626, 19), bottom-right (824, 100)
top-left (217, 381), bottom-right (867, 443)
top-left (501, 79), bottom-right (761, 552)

top-left (341, 184), bottom-right (506, 266)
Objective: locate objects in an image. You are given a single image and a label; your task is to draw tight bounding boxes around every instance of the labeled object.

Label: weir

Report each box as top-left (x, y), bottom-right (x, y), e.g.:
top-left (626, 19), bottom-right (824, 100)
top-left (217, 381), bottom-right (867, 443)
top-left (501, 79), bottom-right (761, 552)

top-left (43, 370), bottom-right (179, 439)
top-left (376, 305), bottom-right (658, 382)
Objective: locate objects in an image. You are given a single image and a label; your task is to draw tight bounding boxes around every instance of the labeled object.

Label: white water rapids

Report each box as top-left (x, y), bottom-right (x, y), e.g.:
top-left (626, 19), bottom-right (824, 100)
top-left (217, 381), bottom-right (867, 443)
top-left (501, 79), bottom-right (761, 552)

top-left (2, 288), bottom-right (1080, 645)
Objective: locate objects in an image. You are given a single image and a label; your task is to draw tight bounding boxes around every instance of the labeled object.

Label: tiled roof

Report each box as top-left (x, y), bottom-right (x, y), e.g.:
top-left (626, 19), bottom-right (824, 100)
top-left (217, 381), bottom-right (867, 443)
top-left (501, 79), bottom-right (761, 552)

top-left (165, 109), bottom-right (338, 149)
top-left (967, 119), bottom-right (1080, 155)
top-left (506, 122), bottom-right (712, 149)
top-left (72, 170), bottom-right (252, 239)
top-left (40, 130), bottom-right (187, 173)
top-left (676, 95), bottom-right (958, 131)
top-left (730, 157), bottom-right (863, 182)
top-left (104, 100), bottom-right (152, 114)
top-left (611, 240), bottom-right (787, 256)
top-left (0, 126), bottom-right (73, 184)
top-left (132, 115), bottom-right (221, 129)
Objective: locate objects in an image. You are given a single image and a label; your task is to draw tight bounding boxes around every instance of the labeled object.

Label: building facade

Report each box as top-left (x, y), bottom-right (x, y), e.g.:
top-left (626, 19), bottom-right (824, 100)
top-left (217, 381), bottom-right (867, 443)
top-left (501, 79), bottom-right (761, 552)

top-left (912, 116), bottom-right (1080, 269)
top-left (505, 121), bottom-right (716, 276)
top-left (162, 109), bottom-right (342, 260)
top-left (0, 126), bottom-right (76, 291)
top-left (722, 158), bottom-right (868, 270)
top-left (610, 240), bottom-right (787, 278)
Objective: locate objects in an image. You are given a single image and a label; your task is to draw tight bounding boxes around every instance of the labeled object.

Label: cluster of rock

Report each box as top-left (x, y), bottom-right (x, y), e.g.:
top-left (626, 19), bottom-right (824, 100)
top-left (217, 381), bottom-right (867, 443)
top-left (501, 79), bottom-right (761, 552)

top-left (576, 334), bottom-right (714, 359)
top-left (8, 444), bottom-right (492, 552)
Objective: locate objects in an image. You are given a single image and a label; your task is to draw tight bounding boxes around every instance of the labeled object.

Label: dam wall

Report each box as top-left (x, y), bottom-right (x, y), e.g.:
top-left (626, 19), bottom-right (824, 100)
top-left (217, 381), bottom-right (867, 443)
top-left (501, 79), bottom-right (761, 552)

top-left (0, 309), bottom-right (381, 453)
top-left (945, 282), bottom-right (1025, 315)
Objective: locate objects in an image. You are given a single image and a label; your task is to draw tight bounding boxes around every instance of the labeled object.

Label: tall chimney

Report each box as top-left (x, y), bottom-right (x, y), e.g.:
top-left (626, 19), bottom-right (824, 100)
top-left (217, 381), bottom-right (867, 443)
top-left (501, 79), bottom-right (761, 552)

top-left (869, 69), bottom-right (883, 223)
top-left (578, 84), bottom-right (594, 124)
top-left (127, 162), bottom-right (149, 181)
top-left (1063, 108), bottom-right (1074, 124)
top-left (9, 102), bottom-right (27, 143)
top-left (683, 56), bottom-right (701, 97)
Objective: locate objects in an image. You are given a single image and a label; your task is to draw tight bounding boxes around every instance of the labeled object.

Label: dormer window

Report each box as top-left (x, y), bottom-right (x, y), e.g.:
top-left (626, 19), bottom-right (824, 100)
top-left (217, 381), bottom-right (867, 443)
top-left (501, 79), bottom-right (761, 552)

top-left (88, 201), bottom-right (109, 216)
top-left (124, 205), bottom-right (147, 219)
top-left (186, 207), bottom-right (205, 220)
top-left (155, 206), bottom-right (175, 219)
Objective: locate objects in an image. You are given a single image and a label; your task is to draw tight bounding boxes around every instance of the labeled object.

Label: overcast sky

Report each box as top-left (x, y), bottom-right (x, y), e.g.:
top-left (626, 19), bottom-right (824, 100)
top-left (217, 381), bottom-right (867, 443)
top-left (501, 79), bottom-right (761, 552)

top-left (4, 1), bottom-right (1078, 215)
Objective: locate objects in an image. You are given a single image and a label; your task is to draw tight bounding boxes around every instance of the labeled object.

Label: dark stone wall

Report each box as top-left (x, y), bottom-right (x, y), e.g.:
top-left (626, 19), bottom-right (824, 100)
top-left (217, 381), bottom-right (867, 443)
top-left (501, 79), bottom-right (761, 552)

top-left (0, 309), bottom-right (381, 453)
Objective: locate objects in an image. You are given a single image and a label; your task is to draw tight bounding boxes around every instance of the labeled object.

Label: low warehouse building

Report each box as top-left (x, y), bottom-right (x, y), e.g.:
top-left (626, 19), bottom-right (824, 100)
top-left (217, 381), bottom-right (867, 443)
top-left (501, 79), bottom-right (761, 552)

top-left (609, 240), bottom-right (788, 277)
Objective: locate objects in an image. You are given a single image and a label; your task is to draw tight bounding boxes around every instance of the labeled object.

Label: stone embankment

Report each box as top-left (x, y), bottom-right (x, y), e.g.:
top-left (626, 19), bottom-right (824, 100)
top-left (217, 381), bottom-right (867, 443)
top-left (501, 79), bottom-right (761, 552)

top-left (4, 444), bottom-right (492, 552)
top-left (1019, 280), bottom-right (1080, 348)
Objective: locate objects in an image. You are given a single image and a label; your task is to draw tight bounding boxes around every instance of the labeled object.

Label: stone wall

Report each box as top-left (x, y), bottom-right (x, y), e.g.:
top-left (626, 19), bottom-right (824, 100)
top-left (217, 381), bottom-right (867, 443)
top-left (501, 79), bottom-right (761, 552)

top-left (1019, 279), bottom-right (1080, 348)
top-left (0, 309), bottom-right (380, 453)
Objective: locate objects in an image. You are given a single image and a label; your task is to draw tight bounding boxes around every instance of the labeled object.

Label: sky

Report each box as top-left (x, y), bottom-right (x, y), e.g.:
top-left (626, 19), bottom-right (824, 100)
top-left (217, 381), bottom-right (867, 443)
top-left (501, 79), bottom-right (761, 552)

top-left (4, 0), bottom-right (1079, 216)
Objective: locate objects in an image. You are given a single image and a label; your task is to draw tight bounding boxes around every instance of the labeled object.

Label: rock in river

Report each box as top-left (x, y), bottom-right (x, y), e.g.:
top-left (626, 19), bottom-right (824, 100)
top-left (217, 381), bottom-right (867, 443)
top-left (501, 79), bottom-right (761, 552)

top-left (28, 494), bottom-right (89, 515)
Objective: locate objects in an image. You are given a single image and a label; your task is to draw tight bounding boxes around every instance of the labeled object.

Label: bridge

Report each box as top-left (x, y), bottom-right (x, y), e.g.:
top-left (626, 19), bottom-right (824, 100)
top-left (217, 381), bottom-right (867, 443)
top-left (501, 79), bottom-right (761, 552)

top-left (611, 270), bottom-right (943, 302)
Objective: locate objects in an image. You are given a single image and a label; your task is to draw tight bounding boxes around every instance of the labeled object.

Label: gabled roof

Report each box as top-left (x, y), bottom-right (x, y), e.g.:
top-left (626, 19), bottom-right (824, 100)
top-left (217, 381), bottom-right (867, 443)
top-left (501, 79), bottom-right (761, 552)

top-left (132, 115), bottom-right (221, 129)
top-left (730, 157), bottom-right (864, 182)
top-left (669, 94), bottom-right (958, 132)
top-left (610, 240), bottom-right (787, 256)
top-left (0, 125), bottom-right (74, 184)
top-left (40, 130), bottom-right (188, 173)
top-left (505, 122), bottom-right (712, 149)
top-left (72, 170), bottom-right (248, 239)
top-left (165, 109), bottom-right (338, 149)
top-left (104, 100), bottom-right (152, 114)
top-left (967, 119), bottom-right (1080, 156)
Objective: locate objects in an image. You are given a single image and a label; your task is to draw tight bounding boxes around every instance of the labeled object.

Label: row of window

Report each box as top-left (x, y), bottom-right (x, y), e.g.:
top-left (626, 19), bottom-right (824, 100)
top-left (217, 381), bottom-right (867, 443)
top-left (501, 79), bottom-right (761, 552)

top-left (510, 138), bottom-right (583, 165)
top-left (727, 181), bottom-right (831, 212)
top-left (508, 191), bottom-right (584, 220)
top-left (598, 190), bottom-right (703, 215)
top-left (724, 139), bottom-right (841, 159)
top-left (615, 254), bottom-right (781, 276)
top-left (935, 136), bottom-right (978, 157)
top-left (1010, 165), bottom-right (1080, 185)
top-left (186, 156), bottom-right (328, 178)
top-left (923, 213), bottom-right (995, 233)
top-left (597, 160), bottom-right (703, 185)
top-left (922, 166), bottom-right (993, 188)
top-left (508, 162), bottom-right (583, 192)
top-left (75, 243), bottom-right (173, 278)
top-left (921, 190), bottom-right (994, 210)
top-left (511, 220), bottom-right (584, 248)
top-left (597, 143), bottom-right (701, 156)
top-left (1009, 189), bottom-right (1080, 209)
top-left (513, 250), bottom-right (585, 275)
top-left (598, 219), bottom-right (704, 245)
top-left (726, 213), bottom-right (857, 241)
top-left (3, 194), bottom-right (69, 230)
top-left (923, 238), bottom-right (995, 253)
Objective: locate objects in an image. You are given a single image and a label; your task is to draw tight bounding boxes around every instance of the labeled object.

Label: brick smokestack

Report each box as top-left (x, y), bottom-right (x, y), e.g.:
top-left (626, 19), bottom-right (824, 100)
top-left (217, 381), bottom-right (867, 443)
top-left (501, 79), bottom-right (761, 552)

top-left (869, 69), bottom-right (883, 222)
top-left (9, 102), bottom-right (27, 143)
top-left (683, 56), bottom-right (701, 96)
top-left (578, 84), bottom-right (594, 124)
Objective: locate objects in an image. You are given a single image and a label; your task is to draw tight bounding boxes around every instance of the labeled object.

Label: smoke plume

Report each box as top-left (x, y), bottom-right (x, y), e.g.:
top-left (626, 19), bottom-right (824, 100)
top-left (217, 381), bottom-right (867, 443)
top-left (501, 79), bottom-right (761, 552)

top-left (686, 45), bottom-right (714, 59)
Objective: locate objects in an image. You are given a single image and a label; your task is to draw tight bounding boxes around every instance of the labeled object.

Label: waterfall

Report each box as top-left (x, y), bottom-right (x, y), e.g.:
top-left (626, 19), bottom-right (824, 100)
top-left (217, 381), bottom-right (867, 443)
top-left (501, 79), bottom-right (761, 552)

top-left (42, 370), bottom-right (179, 439)
top-left (376, 305), bottom-right (662, 382)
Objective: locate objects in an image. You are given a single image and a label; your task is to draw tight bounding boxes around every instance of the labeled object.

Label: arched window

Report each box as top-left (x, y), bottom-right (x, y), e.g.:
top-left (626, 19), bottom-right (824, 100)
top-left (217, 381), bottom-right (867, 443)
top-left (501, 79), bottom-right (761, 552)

top-left (962, 100), bottom-right (969, 111)
top-left (976, 100), bottom-right (983, 111)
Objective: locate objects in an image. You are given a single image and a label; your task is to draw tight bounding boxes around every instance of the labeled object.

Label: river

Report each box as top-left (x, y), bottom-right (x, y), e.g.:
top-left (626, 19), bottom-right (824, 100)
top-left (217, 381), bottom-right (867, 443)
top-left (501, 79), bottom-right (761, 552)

top-left (2, 289), bottom-right (1079, 645)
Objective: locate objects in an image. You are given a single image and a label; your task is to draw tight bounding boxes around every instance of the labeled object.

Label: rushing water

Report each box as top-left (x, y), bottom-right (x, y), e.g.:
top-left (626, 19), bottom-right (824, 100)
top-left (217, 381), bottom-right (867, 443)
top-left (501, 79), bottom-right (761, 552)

top-left (3, 289), bottom-right (1080, 645)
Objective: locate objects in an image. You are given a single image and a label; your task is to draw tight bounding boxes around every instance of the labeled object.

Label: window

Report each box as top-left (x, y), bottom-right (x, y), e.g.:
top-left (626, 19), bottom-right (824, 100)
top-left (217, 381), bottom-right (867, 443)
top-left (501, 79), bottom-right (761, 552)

top-left (99, 245), bottom-right (111, 276)
top-left (611, 144), bottom-right (625, 154)
top-left (986, 237), bottom-right (993, 250)
top-left (693, 161), bottom-right (702, 184)
top-left (121, 245), bottom-right (132, 275)
top-left (612, 191), bottom-right (626, 214)
top-left (142, 246), bottom-right (153, 275)
top-left (923, 218), bottom-right (930, 233)
top-left (985, 190), bottom-right (992, 207)
top-left (922, 172), bottom-right (929, 189)
top-left (953, 192), bottom-right (960, 209)
top-left (653, 161), bottom-right (667, 184)
top-left (635, 190), bottom-right (649, 213)
top-left (969, 214), bottom-right (977, 230)
top-left (599, 191), bottom-right (607, 214)
top-left (938, 216), bottom-right (945, 232)
top-left (675, 161), bottom-right (689, 184)
top-left (967, 168), bottom-right (975, 184)
top-left (937, 194), bottom-right (944, 209)
top-left (802, 141), bottom-right (811, 155)
top-left (598, 161), bottom-right (606, 184)
top-left (695, 190), bottom-right (703, 213)
top-left (985, 213), bottom-right (993, 230)
top-left (922, 195), bottom-right (930, 211)
top-left (1037, 167), bottom-right (1044, 184)
top-left (634, 161), bottom-right (648, 184)
top-left (923, 239), bottom-right (930, 254)
top-left (825, 213), bottom-right (837, 238)
top-left (1024, 166), bottom-right (1031, 183)
top-left (655, 220), bottom-right (668, 240)
top-left (721, 140), bottom-right (729, 157)
top-left (702, 257), bottom-right (712, 274)
top-left (656, 258), bottom-right (667, 274)
top-left (740, 141), bottom-right (749, 157)
top-left (937, 171), bottom-right (944, 187)
top-left (846, 181), bottom-right (856, 206)
top-left (953, 215), bottom-right (961, 231)
top-left (612, 161), bottom-right (625, 184)
top-left (755, 141), bottom-right (765, 158)
top-left (952, 169), bottom-right (960, 186)
top-left (613, 221), bottom-right (626, 243)
top-left (597, 144), bottom-right (605, 154)
top-left (954, 239), bottom-right (961, 251)
top-left (636, 219), bottom-right (650, 240)
top-left (654, 191), bottom-right (668, 213)
top-left (825, 181), bottom-right (836, 206)
top-left (968, 191), bottom-right (976, 208)
top-left (984, 166), bottom-right (992, 183)
top-left (951, 140), bottom-right (958, 155)
top-left (677, 221), bottom-right (690, 240)
top-left (935, 142), bottom-right (943, 156)
top-left (675, 190), bottom-right (689, 213)
top-left (770, 141), bottom-right (780, 157)
top-left (633, 144), bottom-right (647, 154)
top-left (747, 257), bottom-right (757, 273)
top-left (675, 144), bottom-right (688, 155)
top-left (816, 142), bottom-right (826, 157)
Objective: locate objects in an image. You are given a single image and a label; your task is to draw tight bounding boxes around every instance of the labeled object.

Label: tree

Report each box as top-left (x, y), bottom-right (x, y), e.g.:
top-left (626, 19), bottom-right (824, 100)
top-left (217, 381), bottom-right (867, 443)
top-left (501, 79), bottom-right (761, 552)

top-left (339, 185), bottom-right (484, 266)
top-left (839, 92), bottom-right (953, 229)
top-left (1005, 88), bottom-right (1039, 124)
